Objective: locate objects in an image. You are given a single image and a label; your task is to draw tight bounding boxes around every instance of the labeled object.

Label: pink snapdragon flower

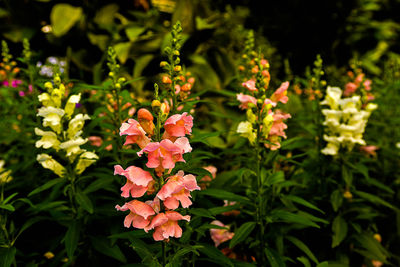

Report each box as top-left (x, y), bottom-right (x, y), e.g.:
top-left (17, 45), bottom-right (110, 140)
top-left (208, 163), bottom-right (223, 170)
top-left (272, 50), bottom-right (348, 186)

top-left (344, 82), bottom-right (357, 96)
top-left (264, 135), bottom-right (282, 150)
top-left (137, 137), bottom-right (191, 175)
top-left (200, 165), bottom-right (217, 189)
top-left (119, 119), bottom-right (151, 149)
top-left (156, 170), bottom-right (200, 209)
top-left (269, 112), bottom-right (291, 138)
top-left (242, 79), bottom-right (258, 91)
top-left (89, 136), bottom-right (103, 147)
top-left (263, 98), bottom-right (277, 107)
top-left (237, 93), bottom-right (257, 109)
top-left (359, 145), bottom-right (379, 157)
top-left (144, 211), bottom-right (190, 241)
top-left (114, 165), bottom-right (154, 198)
top-left (210, 220), bottom-right (235, 247)
top-left (363, 79), bottom-right (372, 91)
top-left (138, 108), bottom-right (155, 136)
top-left (115, 200), bottom-right (156, 229)
top-left (270, 81), bottom-right (289, 104)
top-left (164, 112), bottom-right (193, 137)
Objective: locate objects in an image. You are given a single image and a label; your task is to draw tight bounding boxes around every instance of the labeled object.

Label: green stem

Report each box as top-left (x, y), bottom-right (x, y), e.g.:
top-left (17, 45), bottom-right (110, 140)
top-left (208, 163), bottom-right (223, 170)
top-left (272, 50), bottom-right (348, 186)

top-left (162, 241), bottom-right (167, 266)
top-left (255, 106), bottom-right (265, 265)
top-left (67, 169), bottom-right (78, 218)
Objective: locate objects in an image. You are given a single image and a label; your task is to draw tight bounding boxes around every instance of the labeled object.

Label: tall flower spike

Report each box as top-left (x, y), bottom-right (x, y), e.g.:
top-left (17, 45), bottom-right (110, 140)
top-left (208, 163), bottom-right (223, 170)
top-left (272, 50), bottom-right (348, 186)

top-left (36, 74), bottom-right (97, 176)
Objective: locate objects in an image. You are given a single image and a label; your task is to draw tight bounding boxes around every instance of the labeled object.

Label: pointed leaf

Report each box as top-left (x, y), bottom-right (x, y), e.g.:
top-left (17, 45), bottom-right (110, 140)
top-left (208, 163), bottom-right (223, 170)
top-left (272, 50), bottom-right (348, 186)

top-left (286, 236), bottom-right (319, 264)
top-left (229, 222), bottom-right (256, 248)
top-left (28, 177), bottom-right (65, 197)
top-left (65, 220), bottom-right (81, 260)
top-left (332, 215), bottom-right (347, 248)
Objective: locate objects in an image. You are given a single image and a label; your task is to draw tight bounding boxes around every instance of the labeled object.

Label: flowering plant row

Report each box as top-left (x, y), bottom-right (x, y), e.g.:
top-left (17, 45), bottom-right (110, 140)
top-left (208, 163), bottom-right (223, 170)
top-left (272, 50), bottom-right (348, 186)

top-left (0, 18), bottom-right (398, 267)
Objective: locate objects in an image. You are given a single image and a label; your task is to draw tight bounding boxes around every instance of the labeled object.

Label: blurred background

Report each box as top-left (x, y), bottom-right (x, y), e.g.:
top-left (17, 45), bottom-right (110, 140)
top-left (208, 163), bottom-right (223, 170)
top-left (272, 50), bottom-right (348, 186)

top-left (1, 0), bottom-right (399, 85)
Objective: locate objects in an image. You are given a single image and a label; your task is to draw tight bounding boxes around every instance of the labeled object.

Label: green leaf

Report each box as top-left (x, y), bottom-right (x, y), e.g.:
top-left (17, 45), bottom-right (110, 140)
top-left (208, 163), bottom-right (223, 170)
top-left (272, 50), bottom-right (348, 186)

top-left (114, 42), bottom-right (131, 64)
top-left (0, 8), bottom-right (9, 18)
top-left (286, 236), bottom-right (319, 264)
top-left (28, 177), bottom-right (65, 197)
top-left (65, 220), bottom-right (81, 260)
top-left (0, 247), bottom-right (16, 267)
top-left (297, 256), bottom-right (311, 267)
top-left (87, 33), bottom-right (109, 50)
top-left (171, 245), bottom-right (202, 265)
top-left (265, 247), bottom-right (286, 267)
top-left (75, 192), bottom-right (94, 214)
top-left (15, 217), bottom-right (44, 241)
top-left (353, 233), bottom-right (389, 263)
top-left (84, 177), bottom-right (113, 194)
top-left (208, 204), bottom-right (240, 216)
top-left (51, 4), bottom-right (83, 37)
top-left (271, 210), bottom-right (320, 228)
top-left (316, 261), bottom-right (329, 267)
top-left (130, 238), bottom-right (158, 263)
top-left (108, 230), bottom-right (148, 241)
top-left (126, 26), bottom-right (146, 41)
top-left (283, 195), bottom-right (324, 214)
top-left (229, 222), bottom-right (256, 248)
top-left (265, 171), bottom-right (285, 186)
top-left (330, 190), bottom-right (343, 212)
top-left (200, 189), bottom-right (250, 204)
top-left (353, 190), bottom-right (399, 211)
top-left (0, 204), bottom-right (14, 212)
top-left (342, 165), bottom-right (353, 187)
top-left (332, 215), bottom-right (347, 248)
top-left (2, 193), bottom-right (18, 205)
top-left (90, 236), bottom-right (127, 263)
top-left (94, 4), bottom-right (119, 28)
top-left (189, 208), bottom-right (215, 219)
top-left (198, 244), bottom-right (234, 267)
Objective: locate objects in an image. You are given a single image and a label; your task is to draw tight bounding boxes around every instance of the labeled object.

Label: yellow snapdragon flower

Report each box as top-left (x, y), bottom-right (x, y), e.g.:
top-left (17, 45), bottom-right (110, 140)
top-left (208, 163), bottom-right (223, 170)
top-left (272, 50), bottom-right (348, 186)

top-left (237, 121), bottom-right (256, 145)
top-left (36, 154), bottom-right (66, 177)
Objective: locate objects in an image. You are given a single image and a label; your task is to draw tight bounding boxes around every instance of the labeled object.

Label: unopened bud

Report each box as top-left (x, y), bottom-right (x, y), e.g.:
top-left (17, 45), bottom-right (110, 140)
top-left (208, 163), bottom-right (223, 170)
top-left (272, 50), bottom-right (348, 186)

top-left (160, 61), bottom-right (168, 67)
top-left (162, 76), bottom-right (172, 84)
top-left (343, 190), bottom-right (352, 199)
top-left (152, 99), bottom-right (161, 108)
top-left (44, 82), bottom-right (53, 90)
top-left (174, 65), bottom-right (181, 72)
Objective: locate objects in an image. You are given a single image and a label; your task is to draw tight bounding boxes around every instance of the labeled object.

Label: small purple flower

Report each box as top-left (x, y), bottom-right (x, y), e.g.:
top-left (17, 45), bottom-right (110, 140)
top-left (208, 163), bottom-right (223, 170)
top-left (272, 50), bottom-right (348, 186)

top-left (2, 81), bottom-right (9, 87)
top-left (36, 61), bottom-right (43, 67)
top-left (19, 91), bottom-right (25, 97)
top-left (75, 103), bottom-right (82, 108)
top-left (48, 57), bottom-right (58, 65)
top-left (28, 84), bottom-right (33, 93)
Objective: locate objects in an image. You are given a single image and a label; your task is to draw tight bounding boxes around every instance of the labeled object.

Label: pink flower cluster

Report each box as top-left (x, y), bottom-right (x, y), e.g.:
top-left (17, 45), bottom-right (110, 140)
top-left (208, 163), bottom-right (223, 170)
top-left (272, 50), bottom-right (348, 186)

top-left (115, 108), bottom-right (200, 241)
top-left (344, 70), bottom-right (374, 101)
top-left (236, 59), bottom-right (291, 150)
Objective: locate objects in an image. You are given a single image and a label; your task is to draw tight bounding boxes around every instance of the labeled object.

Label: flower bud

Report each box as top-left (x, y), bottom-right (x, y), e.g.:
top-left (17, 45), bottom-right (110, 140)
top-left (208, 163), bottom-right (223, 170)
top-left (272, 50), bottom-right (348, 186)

top-left (152, 99), bottom-right (161, 108)
top-left (138, 108), bottom-right (155, 135)
top-left (162, 76), bottom-right (172, 84)
top-left (44, 82), bottom-right (53, 91)
top-left (174, 65), bottom-right (181, 72)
